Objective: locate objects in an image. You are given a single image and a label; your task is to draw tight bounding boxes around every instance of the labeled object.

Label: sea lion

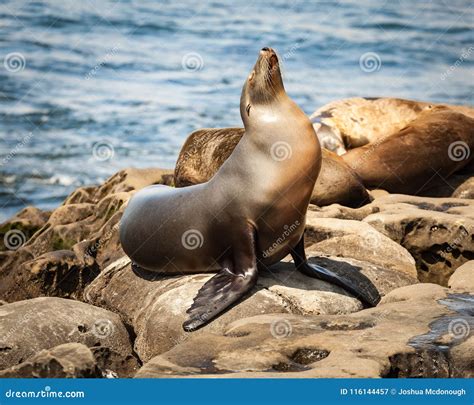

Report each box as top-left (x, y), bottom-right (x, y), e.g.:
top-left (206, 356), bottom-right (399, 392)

top-left (174, 128), bottom-right (370, 208)
top-left (120, 48), bottom-right (379, 332)
top-left (310, 97), bottom-right (474, 152)
top-left (341, 107), bottom-right (474, 194)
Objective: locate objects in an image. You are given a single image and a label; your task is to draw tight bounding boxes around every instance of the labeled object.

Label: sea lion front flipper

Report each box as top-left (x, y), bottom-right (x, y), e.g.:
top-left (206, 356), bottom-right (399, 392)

top-left (183, 226), bottom-right (258, 332)
top-left (290, 235), bottom-right (380, 307)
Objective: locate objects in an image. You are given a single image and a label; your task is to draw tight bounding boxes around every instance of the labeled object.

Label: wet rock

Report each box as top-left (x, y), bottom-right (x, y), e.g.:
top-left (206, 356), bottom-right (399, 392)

top-left (0, 297), bottom-right (134, 371)
top-left (0, 168), bottom-right (172, 302)
top-left (0, 343), bottom-right (101, 378)
top-left (448, 261), bottom-right (474, 293)
top-left (136, 284), bottom-right (474, 378)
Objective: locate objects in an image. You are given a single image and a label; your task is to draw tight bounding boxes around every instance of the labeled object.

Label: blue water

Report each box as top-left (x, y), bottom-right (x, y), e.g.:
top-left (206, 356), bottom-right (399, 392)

top-left (0, 0), bottom-right (473, 221)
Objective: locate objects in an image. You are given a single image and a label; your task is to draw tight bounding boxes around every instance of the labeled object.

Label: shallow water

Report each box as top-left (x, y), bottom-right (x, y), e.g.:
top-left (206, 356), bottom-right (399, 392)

top-left (0, 0), bottom-right (473, 220)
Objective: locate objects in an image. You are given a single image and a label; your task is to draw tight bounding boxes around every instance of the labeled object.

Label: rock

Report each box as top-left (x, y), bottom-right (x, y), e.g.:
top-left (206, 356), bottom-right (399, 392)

top-left (304, 212), bottom-right (418, 278)
top-left (452, 176), bottom-right (474, 199)
top-left (0, 168), bottom-right (173, 302)
top-left (448, 261), bottom-right (474, 293)
top-left (0, 207), bottom-right (51, 253)
top-left (136, 284), bottom-right (474, 378)
top-left (307, 195), bottom-right (474, 286)
top-left (90, 346), bottom-right (140, 378)
top-left (86, 257), bottom-right (369, 363)
top-left (450, 336), bottom-right (474, 378)
top-left (0, 297), bottom-right (135, 371)
top-left (362, 195), bottom-right (474, 285)
top-left (0, 343), bottom-right (101, 378)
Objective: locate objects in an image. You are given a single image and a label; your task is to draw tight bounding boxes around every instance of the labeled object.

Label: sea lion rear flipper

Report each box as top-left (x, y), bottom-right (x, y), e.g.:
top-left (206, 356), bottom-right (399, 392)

top-left (183, 226), bottom-right (258, 332)
top-left (290, 235), bottom-right (380, 307)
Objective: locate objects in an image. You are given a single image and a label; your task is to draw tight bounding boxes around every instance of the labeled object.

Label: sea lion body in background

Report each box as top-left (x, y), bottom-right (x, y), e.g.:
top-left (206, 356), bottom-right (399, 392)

top-left (342, 107), bottom-right (474, 194)
top-left (310, 97), bottom-right (474, 152)
top-left (121, 48), bottom-right (379, 332)
top-left (174, 128), bottom-right (370, 208)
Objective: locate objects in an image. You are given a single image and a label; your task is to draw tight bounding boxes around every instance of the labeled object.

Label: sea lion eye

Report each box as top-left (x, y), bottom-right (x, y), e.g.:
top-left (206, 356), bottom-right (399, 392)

top-left (246, 104), bottom-right (251, 116)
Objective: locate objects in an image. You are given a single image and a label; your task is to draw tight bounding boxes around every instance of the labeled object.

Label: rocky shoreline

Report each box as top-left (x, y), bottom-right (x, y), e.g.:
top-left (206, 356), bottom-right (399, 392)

top-left (0, 167), bottom-right (473, 378)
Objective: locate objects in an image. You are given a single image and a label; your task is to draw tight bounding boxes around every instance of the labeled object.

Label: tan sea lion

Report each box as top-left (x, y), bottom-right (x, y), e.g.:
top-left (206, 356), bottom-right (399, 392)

top-left (341, 107), bottom-right (474, 194)
top-left (120, 48), bottom-right (379, 332)
top-left (310, 97), bottom-right (474, 151)
top-left (174, 128), bottom-right (370, 208)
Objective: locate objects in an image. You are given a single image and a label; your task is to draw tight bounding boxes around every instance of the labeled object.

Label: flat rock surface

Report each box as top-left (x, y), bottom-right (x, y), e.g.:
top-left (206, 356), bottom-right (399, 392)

top-left (136, 284), bottom-right (474, 378)
top-left (0, 343), bottom-right (101, 378)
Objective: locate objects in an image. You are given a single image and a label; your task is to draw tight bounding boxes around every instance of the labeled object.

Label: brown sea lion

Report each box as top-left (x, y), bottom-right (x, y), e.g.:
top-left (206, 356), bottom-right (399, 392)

top-left (310, 97), bottom-right (474, 151)
top-left (341, 107), bottom-right (474, 194)
top-left (174, 128), bottom-right (370, 208)
top-left (120, 48), bottom-right (379, 332)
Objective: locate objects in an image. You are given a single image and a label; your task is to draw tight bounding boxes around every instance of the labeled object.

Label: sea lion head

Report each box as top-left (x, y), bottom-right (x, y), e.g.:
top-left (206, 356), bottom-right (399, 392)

top-left (240, 48), bottom-right (285, 121)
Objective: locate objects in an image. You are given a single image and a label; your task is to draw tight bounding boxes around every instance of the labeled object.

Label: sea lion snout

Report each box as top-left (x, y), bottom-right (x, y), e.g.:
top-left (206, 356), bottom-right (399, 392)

top-left (259, 47), bottom-right (279, 70)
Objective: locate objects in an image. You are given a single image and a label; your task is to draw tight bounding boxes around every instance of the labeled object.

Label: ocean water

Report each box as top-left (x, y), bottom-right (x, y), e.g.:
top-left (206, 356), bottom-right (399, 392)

top-left (0, 0), bottom-right (473, 220)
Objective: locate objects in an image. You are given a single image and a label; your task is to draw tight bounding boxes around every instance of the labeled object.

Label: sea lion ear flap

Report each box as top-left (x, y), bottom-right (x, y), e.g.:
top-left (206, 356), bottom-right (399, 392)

top-left (246, 104), bottom-right (251, 116)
